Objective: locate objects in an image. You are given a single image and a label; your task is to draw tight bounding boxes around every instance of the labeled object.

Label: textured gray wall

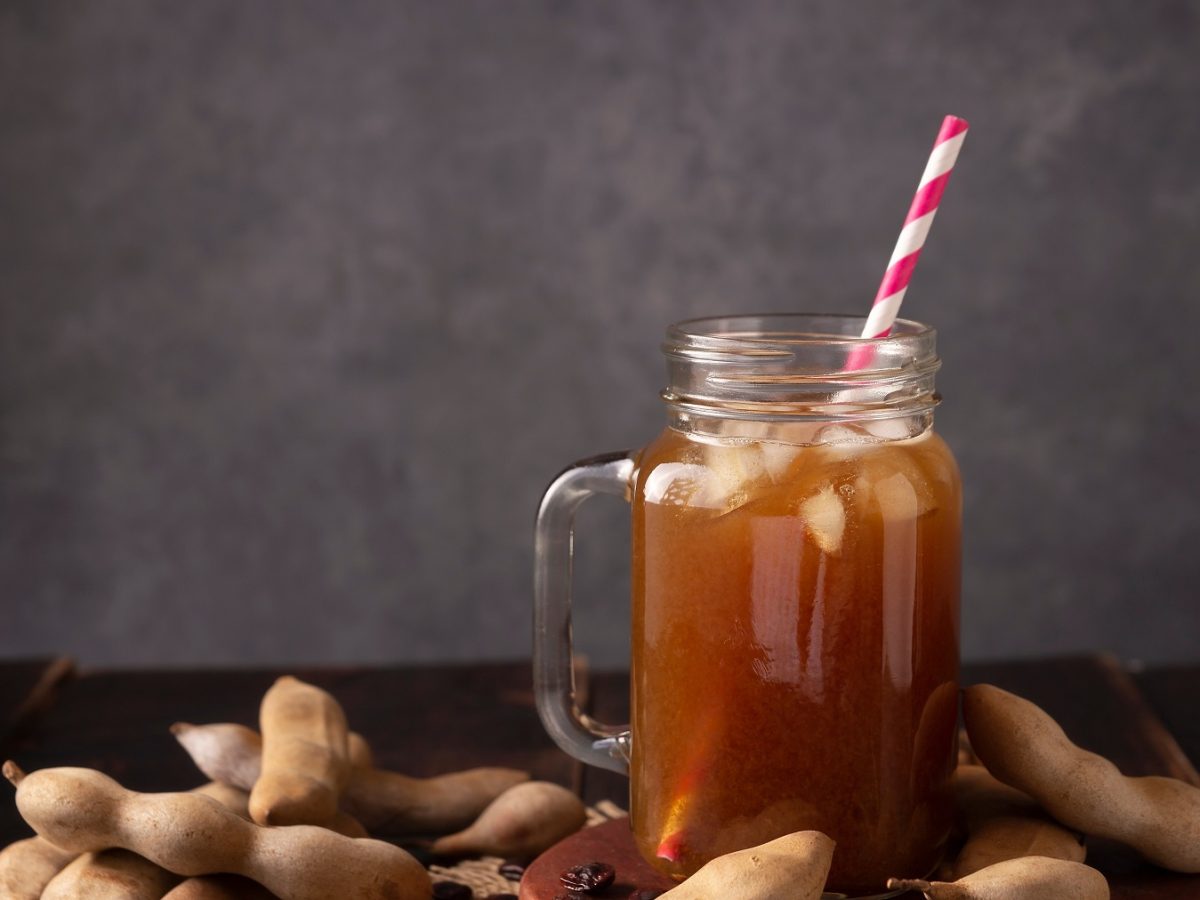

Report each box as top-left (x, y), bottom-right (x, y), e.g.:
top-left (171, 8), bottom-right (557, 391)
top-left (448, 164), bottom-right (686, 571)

top-left (1, 1), bottom-right (1197, 667)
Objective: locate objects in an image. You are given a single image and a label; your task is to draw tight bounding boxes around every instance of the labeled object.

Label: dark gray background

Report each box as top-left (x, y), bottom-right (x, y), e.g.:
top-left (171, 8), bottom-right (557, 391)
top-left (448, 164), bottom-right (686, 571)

top-left (1, 1), bottom-right (1197, 667)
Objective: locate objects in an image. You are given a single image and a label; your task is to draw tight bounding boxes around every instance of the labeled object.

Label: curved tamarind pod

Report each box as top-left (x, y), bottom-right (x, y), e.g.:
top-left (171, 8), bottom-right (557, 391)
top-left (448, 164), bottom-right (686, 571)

top-left (164, 796), bottom-right (276, 900)
top-left (165, 874), bottom-right (279, 899)
top-left (0, 835), bottom-right (76, 899)
top-left (963, 684), bottom-right (1200, 873)
top-left (429, 781), bottom-right (586, 860)
top-left (250, 677), bottom-right (351, 827)
top-left (4, 762), bottom-right (430, 900)
top-left (659, 831), bottom-right (834, 900)
top-left (39, 780), bottom-right (255, 900)
top-left (175, 721), bottom-right (529, 835)
top-left (888, 856), bottom-right (1109, 899)
top-left (950, 765), bottom-right (1085, 878)
top-left (344, 763), bottom-right (533, 835)
top-left (42, 849), bottom-right (183, 899)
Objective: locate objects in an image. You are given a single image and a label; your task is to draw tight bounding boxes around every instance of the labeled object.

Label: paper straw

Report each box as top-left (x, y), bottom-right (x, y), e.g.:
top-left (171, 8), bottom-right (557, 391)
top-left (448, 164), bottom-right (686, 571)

top-left (847, 115), bottom-right (969, 371)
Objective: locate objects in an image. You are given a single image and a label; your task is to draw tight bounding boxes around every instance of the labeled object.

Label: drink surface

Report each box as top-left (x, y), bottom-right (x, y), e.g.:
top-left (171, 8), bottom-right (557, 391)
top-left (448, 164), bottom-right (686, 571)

top-left (630, 422), bottom-right (961, 894)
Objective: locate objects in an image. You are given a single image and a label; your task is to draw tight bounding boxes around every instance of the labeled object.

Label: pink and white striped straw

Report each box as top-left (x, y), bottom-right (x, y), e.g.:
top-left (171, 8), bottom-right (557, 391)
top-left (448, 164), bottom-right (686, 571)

top-left (847, 115), bottom-right (968, 370)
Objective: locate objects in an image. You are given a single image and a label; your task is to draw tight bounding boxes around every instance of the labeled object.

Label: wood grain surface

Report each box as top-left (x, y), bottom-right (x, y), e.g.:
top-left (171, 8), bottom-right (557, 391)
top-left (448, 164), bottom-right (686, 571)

top-left (0, 657), bottom-right (73, 750)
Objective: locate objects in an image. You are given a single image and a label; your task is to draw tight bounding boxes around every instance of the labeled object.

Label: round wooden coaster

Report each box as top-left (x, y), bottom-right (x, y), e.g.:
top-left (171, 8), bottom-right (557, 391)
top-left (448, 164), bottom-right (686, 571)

top-left (518, 818), bottom-right (677, 899)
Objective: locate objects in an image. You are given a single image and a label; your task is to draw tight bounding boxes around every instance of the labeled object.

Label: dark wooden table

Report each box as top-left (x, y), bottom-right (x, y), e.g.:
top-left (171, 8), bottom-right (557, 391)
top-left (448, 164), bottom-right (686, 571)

top-left (1, 655), bottom-right (1197, 898)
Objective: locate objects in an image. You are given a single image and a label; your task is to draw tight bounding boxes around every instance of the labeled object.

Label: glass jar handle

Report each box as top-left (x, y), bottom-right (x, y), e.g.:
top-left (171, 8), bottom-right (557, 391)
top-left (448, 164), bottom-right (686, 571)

top-left (534, 451), bottom-right (636, 775)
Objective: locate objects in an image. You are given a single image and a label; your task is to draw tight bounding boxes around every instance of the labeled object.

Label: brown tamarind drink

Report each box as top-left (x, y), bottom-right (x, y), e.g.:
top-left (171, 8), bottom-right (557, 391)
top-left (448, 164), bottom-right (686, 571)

top-left (631, 422), bottom-right (960, 894)
top-left (534, 315), bottom-right (962, 899)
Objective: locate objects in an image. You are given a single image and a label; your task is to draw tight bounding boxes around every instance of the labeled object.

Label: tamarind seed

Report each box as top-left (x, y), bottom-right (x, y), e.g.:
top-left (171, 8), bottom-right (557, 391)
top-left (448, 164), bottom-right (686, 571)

top-left (432, 881), bottom-right (473, 900)
top-left (484, 895), bottom-right (519, 900)
top-left (560, 861), bottom-right (616, 892)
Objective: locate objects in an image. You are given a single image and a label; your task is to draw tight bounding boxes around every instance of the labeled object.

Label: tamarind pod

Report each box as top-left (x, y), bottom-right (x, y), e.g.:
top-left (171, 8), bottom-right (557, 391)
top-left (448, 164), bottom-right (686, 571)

top-left (910, 679), bottom-right (960, 795)
top-left (176, 721), bottom-right (529, 835)
top-left (0, 835), bottom-right (76, 899)
top-left (429, 781), bottom-right (587, 860)
top-left (249, 677), bottom-right (352, 827)
top-left (193, 781), bottom-right (252, 817)
top-left (348, 732), bottom-right (374, 769)
top-left (37, 780), bottom-right (254, 900)
top-left (165, 874), bottom-right (279, 899)
top-left (173, 724), bottom-right (376, 794)
top-left (958, 728), bottom-right (979, 766)
top-left (326, 809), bottom-right (370, 838)
top-left (963, 684), bottom-right (1200, 873)
top-left (344, 765), bottom-right (533, 835)
top-left (954, 817), bottom-right (1086, 881)
top-left (174, 728), bottom-right (367, 835)
top-left (4, 762), bottom-right (430, 900)
top-left (41, 848), bottom-right (183, 899)
top-left (164, 786), bottom-right (267, 898)
top-left (173, 723), bottom-right (263, 791)
top-left (888, 855), bottom-right (1109, 899)
top-left (955, 765), bottom-right (1037, 824)
top-left (950, 765), bottom-right (1085, 878)
top-left (659, 830), bottom-right (834, 900)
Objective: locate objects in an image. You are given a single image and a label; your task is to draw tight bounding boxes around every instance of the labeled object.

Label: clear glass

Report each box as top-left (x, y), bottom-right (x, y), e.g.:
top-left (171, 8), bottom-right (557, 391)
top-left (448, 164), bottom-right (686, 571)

top-left (534, 315), bottom-right (961, 898)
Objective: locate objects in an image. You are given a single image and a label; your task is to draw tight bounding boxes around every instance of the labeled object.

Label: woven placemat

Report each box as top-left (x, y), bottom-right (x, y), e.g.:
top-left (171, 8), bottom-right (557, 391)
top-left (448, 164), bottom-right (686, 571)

top-left (429, 801), bottom-right (628, 897)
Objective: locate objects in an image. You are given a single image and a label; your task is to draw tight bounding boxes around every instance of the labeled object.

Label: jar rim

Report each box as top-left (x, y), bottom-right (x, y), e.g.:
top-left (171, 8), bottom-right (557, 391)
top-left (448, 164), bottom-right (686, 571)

top-left (660, 313), bottom-right (941, 420)
top-left (665, 313), bottom-right (934, 356)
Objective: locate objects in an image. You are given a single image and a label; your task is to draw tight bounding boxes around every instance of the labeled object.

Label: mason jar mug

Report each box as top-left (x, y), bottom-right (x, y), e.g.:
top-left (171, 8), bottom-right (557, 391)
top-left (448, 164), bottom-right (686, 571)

top-left (534, 314), bottom-right (962, 897)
